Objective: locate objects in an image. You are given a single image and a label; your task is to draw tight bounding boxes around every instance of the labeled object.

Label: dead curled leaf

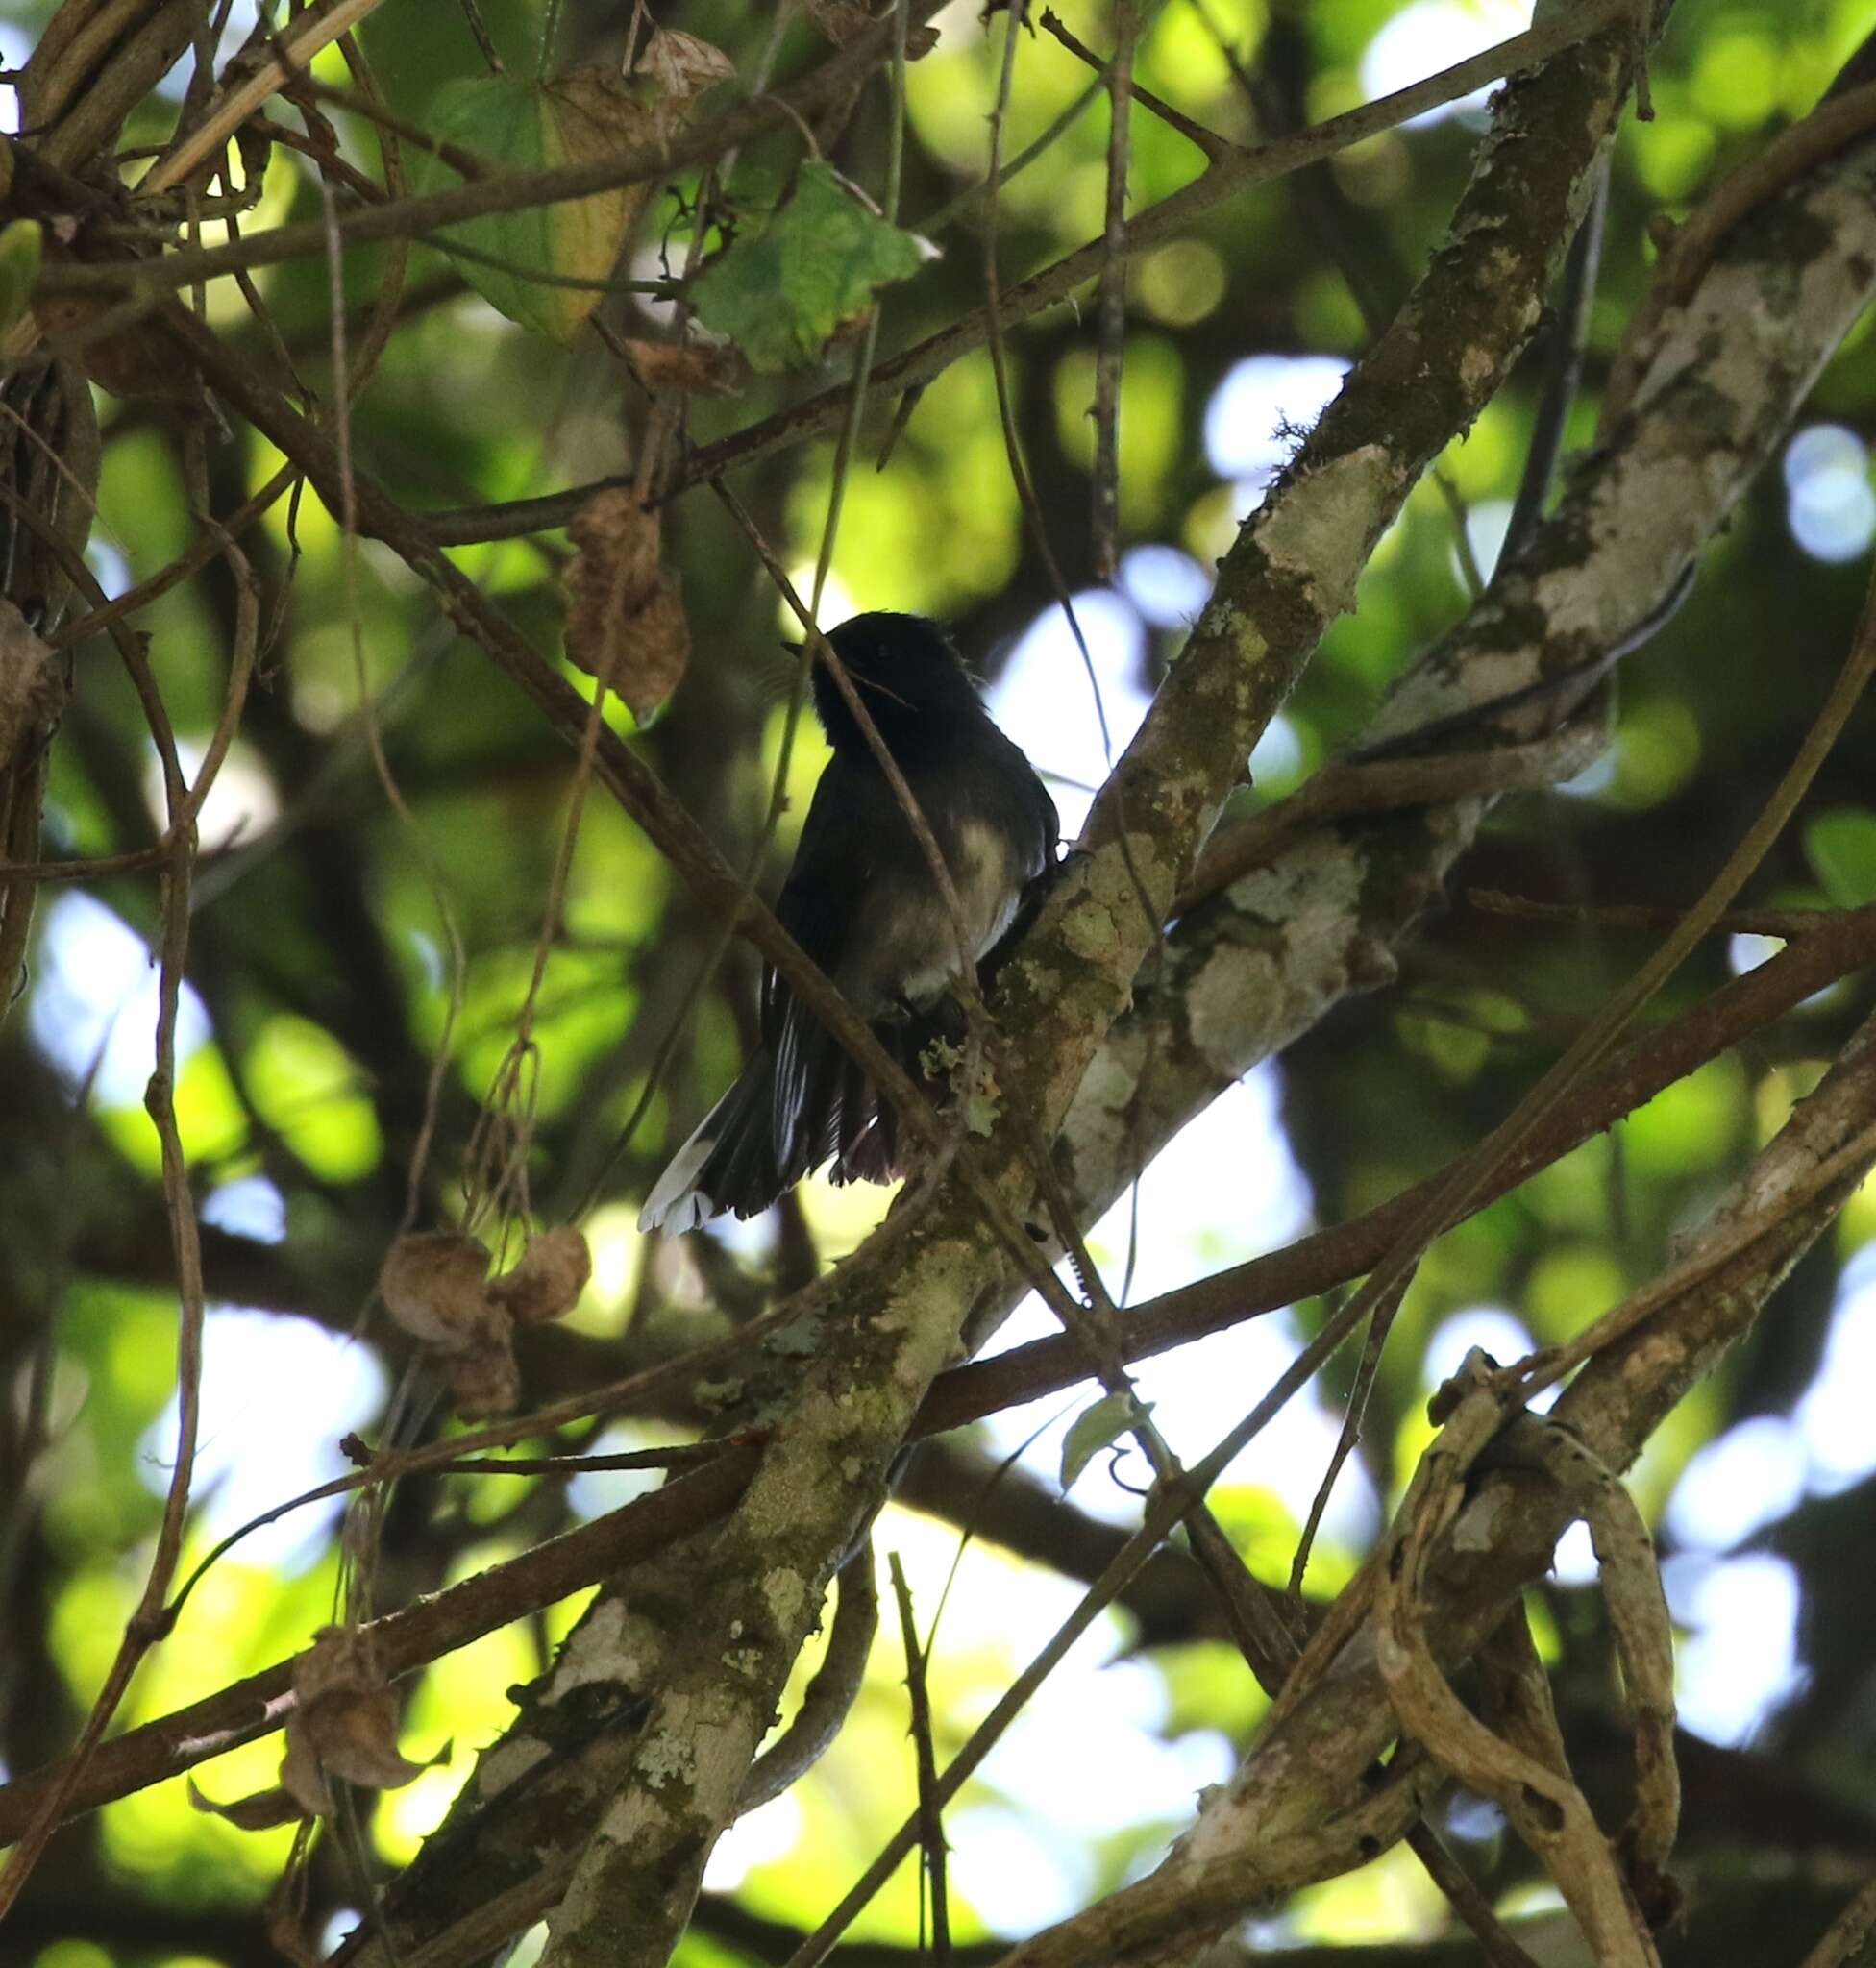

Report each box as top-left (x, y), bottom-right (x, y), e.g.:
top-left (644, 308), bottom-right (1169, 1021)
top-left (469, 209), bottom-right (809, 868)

top-left (801, 0), bottom-right (939, 56)
top-left (377, 1225), bottom-right (590, 1416)
top-left (377, 1229), bottom-right (514, 1415)
top-left (489, 1225), bottom-right (592, 1326)
top-left (378, 1231), bottom-right (495, 1353)
top-left (281, 1627), bottom-right (427, 1817)
top-left (444, 1342), bottom-right (521, 1418)
top-left (633, 26), bottom-right (737, 99)
top-left (563, 486), bottom-right (690, 721)
top-left (34, 288), bottom-right (196, 403)
top-left (187, 1777), bottom-right (309, 1830)
top-left (265, 1890), bottom-right (326, 1968)
top-left (0, 600), bottom-right (58, 771)
top-left (621, 335), bottom-right (742, 396)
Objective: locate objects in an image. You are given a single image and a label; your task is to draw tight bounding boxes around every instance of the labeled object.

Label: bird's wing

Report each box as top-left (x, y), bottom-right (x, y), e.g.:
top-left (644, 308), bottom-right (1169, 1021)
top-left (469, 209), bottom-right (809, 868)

top-left (1027, 757), bottom-right (1063, 872)
top-left (767, 756), bottom-right (878, 1177)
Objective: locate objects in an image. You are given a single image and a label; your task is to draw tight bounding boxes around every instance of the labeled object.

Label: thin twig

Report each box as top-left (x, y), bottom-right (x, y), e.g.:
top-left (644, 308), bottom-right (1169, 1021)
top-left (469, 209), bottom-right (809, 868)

top-left (675, 0), bottom-right (1617, 497)
top-left (980, 0), bottom-right (1112, 760)
top-left (37, 4), bottom-right (950, 302)
top-left (460, 0), bottom-right (505, 76)
top-left (1091, 1), bottom-right (1141, 582)
top-left (779, 1378), bottom-right (1418, 1968)
top-left (395, 2), bottom-right (1635, 545)
top-left (1467, 889), bottom-right (1838, 940)
top-left (1039, 8), bottom-right (1227, 161)
top-left (1288, 1271), bottom-right (1412, 1596)
top-left (1504, 160), bottom-right (1608, 560)
top-left (12, 898), bottom-right (1876, 1844)
top-left (889, 1555), bottom-right (951, 1968)
top-left (298, 77), bottom-right (496, 180)
top-left (0, 527), bottom-right (258, 1920)
top-left (143, 0), bottom-right (396, 196)
top-left (1268, 545), bottom-right (1876, 1732)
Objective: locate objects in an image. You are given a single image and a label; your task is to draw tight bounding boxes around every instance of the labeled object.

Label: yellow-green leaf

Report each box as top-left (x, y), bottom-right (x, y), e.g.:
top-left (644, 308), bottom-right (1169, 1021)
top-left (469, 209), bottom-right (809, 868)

top-left (420, 66), bottom-right (666, 342)
top-left (0, 218), bottom-right (41, 337)
top-left (1805, 808), bottom-right (1876, 908)
top-left (1060, 1391), bottom-right (1148, 1493)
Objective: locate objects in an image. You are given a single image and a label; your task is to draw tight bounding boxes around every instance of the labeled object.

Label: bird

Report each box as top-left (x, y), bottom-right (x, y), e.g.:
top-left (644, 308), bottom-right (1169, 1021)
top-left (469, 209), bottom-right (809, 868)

top-left (638, 611), bottom-right (1060, 1234)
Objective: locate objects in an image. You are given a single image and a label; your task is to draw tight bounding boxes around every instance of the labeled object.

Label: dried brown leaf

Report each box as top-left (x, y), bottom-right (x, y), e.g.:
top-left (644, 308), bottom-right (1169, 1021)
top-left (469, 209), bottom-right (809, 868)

top-left (551, 54), bottom-right (689, 163)
top-left (622, 335), bottom-right (743, 396)
top-left (801, 0), bottom-right (938, 55)
top-left (281, 1627), bottom-right (427, 1815)
top-left (634, 26), bottom-right (737, 99)
top-left (489, 1225), bottom-right (592, 1326)
top-left (563, 487), bottom-right (690, 720)
top-left (33, 286), bottom-right (195, 402)
top-left (568, 485), bottom-right (659, 612)
top-left (265, 1892), bottom-right (326, 1968)
top-left (614, 569), bottom-right (689, 721)
top-left (280, 1719), bottom-right (333, 1817)
top-left (306, 1684), bottom-right (427, 1790)
top-left (0, 600), bottom-right (57, 771)
top-left (378, 1230), bottom-right (496, 1352)
top-left (186, 1777), bottom-right (309, 1830)
top-left (444, 1337), bottom-right (521, 1417)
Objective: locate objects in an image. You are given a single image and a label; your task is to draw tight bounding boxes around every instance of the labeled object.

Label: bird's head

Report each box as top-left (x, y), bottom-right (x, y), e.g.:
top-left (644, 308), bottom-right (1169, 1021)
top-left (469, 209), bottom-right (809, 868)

top-left (802, 611), bottom-right (984, 756)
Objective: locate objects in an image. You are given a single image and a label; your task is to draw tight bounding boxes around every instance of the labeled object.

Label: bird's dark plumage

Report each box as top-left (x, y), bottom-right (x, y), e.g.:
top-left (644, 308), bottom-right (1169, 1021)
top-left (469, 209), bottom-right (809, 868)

top-left (639, 612), bottom-right (1059, 1234)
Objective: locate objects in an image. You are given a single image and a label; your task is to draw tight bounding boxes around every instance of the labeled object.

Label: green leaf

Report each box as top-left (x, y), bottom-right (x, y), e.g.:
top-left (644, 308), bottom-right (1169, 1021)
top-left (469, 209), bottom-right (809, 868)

top-left (1804, 808), bottom-right (1876, 908)
top-left (418, 66), bottom-right (664, 342)
top-left (691, 160), bottom-right (936, 373)
top-left (1060, 1391), bottom-right (1148, 1494)
top-left (0, 219), bottom-right (41, 336)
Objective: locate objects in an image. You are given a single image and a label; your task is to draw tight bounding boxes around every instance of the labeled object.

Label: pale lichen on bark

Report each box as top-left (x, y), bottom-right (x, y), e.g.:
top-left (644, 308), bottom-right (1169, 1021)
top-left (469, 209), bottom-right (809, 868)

top-left (366, 18), bottom-right (1695, 1967)
top-left (1380, 143), bottom-right (1876, 739)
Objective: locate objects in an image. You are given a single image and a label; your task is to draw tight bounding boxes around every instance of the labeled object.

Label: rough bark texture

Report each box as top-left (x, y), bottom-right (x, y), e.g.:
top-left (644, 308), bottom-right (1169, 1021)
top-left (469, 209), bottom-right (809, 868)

top-left (351, 27), bottom-right (1643, 1968)
top-left (992, 1013), bottom-right (1876, 1968)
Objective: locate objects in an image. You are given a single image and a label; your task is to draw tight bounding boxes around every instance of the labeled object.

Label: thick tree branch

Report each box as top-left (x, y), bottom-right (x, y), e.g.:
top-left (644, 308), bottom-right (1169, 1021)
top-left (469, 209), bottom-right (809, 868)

top-left (5, 905), bottom-right (1869, 1856)
top-left (995, 1010), bottom-right (1876, 1968)
top-left (494, 28), bottom-right (1643, 1968)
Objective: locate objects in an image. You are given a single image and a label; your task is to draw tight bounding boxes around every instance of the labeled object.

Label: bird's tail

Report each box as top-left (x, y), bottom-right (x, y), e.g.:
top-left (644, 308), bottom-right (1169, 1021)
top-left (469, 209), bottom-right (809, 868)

top-left (827, 996), bottom-right (969, 1189)
top-left (640, 998), bottom-right (972, 1232)
top-left (637, 1053), bottom-right (786, 1234)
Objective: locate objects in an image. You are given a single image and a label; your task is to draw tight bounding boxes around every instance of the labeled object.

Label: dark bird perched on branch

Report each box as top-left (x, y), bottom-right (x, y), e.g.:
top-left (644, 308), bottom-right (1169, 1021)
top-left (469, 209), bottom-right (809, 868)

top-left (639, 611), bottom-right (1060, 1234)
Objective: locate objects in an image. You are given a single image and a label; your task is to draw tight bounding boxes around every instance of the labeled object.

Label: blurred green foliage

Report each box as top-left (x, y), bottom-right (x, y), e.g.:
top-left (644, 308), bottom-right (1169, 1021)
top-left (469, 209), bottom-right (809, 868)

top-left (6, 0), bottom-right (1876, 1963)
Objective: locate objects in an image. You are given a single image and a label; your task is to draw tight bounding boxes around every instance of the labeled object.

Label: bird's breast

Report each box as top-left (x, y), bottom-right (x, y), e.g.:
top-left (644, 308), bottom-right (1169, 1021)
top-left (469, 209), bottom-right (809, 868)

top-left (841, 814), bottom-right (1024, 1012)
top-left (952, 814), bottom-right (1025, 957)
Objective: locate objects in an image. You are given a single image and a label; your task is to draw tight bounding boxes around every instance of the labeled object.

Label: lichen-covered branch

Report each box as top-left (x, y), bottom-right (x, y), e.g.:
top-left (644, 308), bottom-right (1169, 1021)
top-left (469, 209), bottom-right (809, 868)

top-left (519, 27), bottom-right (1640, 1968)
top-left (991, 1010), bottom-right (1876, 1968)
top-left (825, 70), bottom-right (1876, 1968)
top-left (1048, 91), bottom-right (1876, 1284)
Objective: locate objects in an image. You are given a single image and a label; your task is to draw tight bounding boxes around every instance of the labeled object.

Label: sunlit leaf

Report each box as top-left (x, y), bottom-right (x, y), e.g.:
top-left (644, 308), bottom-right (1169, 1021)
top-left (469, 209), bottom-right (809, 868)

top-left (420, 65), bottom-right (672, 342)
top-left (1060, 1390), bottom-right (1147, 1493)
top-left (692, 160), bottom-right (937, 373)
top-left (1805, 808), bottom-right (1876, 907)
